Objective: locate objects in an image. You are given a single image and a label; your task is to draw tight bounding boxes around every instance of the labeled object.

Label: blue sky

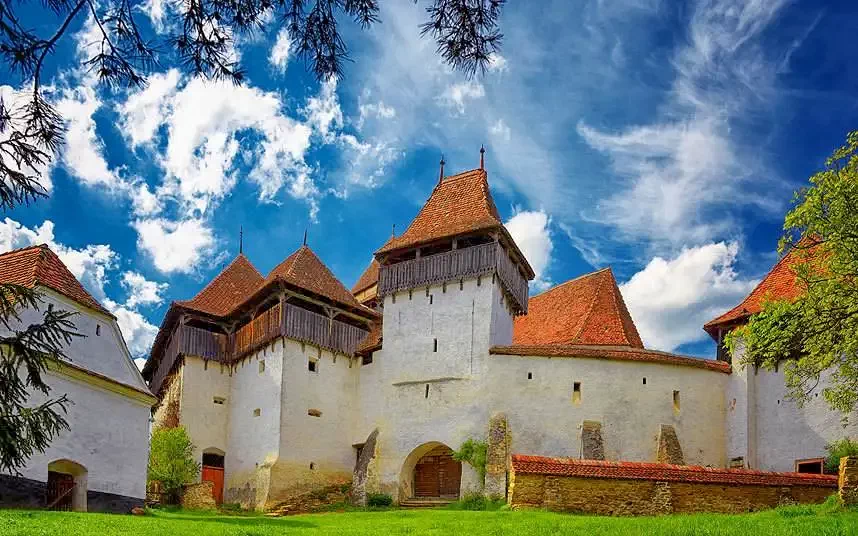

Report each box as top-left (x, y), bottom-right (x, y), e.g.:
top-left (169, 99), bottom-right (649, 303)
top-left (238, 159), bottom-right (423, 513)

top-left (2, 0), bottom-right (855, 366)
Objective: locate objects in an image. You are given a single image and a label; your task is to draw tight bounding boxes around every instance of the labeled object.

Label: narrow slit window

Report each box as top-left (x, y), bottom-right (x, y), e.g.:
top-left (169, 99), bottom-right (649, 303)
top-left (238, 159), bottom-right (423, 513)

top-left (429, 294), bottom-right (433, 305)
top-left (573, 382), bottom-right (582, 404)
top-left (95, 324), bottom-right (101, 336)
top-left (527, 372), bottom-right (532, 380)
top-left (425, 384), bottom-right (430, 399)
top-left (642, 377), bottom-right (647, 385)
top-left (673, 390), bottom-right (681, 413)
top-left (433, 338), bottom-right (438, 352)
top-left (308, 360), bottom-right (317, 373)
top-left (258, 360), bottom-right (265, 373)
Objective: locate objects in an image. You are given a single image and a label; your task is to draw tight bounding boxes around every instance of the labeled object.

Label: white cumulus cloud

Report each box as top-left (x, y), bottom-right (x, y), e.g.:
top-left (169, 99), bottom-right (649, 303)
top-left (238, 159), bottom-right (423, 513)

top-left (269, 28), bottom-right (291, 73)
top-left (122, 271), bottom-right (169, 308)
top-left (133, 218), bottom-right (215, 274)
top-left (505, 210), bottom-right (553, 292)
top-left (619, 242), bottom-right (758, 352)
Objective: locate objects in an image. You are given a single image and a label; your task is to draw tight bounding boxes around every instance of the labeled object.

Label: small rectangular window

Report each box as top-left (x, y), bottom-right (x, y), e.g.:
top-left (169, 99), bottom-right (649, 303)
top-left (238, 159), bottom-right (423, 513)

top-left (213, 396), bottom-right (226, 405)
top-left (308, 360), bottom-right (317, 372)
top-left (433, 338), bottom-right (438, 352)
top-left (259, 360), bottom-right (265, 373)
top-left (673, 390), bottom-right (681, 413)
top-left (95, 324), bottom-right (101, 336)
top-left (308, 408), bottom-right (322, 417)
top-left (362, 353), bottom-right (373, 366)
top-left (643, 377), bottom-right (647, 385)
top-left (425, 384), bottom-right (430, 398)
top-left (429, 294), bottom-right (433, 305)
top-left (573, 382), bottom-right (581, 404)
top-left (253, 408), bottom-right (261, 417)
top-left (527, 372), bottom-right (532, 380)
top-left (795, 458), bottom-right (824, 474)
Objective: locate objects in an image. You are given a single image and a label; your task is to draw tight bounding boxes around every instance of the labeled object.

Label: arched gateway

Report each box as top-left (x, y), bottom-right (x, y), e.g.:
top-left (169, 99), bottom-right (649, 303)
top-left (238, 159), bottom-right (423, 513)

top-left (399, 442), bottom-right (462, 501)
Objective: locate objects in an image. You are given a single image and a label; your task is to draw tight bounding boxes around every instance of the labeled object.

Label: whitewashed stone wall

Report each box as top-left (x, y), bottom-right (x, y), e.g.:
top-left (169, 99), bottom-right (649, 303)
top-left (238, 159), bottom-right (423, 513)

top-left (180, 356), bottom-right (231, 465)
top-left (10, 369), bottom-right (152, 501)
top-left (728, 344), bottom-right (858, 472)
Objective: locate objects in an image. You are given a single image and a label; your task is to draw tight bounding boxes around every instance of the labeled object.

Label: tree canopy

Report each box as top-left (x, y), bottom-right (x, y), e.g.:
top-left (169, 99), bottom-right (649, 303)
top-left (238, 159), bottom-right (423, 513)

top-left (726, 131), bottom-right (858, 414)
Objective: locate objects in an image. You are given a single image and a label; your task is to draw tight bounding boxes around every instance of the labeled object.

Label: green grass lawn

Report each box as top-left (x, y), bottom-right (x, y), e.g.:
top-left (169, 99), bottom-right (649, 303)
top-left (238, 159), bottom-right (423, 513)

top-left (2, 504), bottom-right (858, 536)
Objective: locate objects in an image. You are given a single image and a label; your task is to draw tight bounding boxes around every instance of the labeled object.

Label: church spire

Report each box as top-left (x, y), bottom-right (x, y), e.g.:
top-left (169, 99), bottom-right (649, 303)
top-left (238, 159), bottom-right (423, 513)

top-left (479, 144), bottom-right (485, 170)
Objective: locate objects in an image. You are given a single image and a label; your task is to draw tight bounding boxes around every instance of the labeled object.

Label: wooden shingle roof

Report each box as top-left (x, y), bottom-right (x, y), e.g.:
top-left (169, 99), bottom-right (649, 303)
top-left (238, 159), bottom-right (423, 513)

top-left (177, 254), bottom-right (264, 317)
top-left (513, 268), bottom-right (643, 348)
top-left (0, 244), bottom-right (110, 315)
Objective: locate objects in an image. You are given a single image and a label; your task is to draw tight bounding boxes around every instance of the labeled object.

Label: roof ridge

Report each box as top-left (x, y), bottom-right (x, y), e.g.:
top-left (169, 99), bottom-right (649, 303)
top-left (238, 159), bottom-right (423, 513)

top-left (570, 268), bottom-right (607, 344)
top-left (441, 168), bottom-right (485, 182)
top-left (601, 268), bottom-right (643, 348)
top-left (187, 253), bottom-right (260, 303)
top-left (0, 243), bottom-right (48, 258)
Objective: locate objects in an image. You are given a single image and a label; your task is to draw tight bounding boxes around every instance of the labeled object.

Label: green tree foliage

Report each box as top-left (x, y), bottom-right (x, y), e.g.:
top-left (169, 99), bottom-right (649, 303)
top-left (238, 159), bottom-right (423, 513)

top-left (825, 438), bottom-right (858, 473)
top-left (452, 439), bottom-right (487, 486)
top-left (147, 426), bottom-right (200, 504)
top-left (726, 131), bottom-right (858, 414)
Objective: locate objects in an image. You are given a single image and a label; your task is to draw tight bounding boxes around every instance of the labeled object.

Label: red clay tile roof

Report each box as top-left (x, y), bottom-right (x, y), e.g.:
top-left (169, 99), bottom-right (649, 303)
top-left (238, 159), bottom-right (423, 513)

top-left (377, 169), bottom-right (502, 254)
top-left (177, 254), bottom-right (264, 317)
top-left (513, 268), bottom-right (643, 348)
top-left (511, 455), bottom-right (837, 487)
top-left (352, 259), bottom-right (379, 294)
top-left (0, 244), bottom-right (111, 316)
top-left (491, 344), bottom-right (730, 373)
top-left (356, 320), bottom-right (382, 355)
top-left (267, 245), bottom-right (363, 310)
top-left (703, 244), bottom-right (819, 338)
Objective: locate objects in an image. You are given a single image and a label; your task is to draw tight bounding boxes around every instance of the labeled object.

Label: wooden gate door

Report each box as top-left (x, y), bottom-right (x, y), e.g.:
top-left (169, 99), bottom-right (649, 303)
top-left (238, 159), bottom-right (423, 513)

top-left (201, 466), bottom-right (224, 504)
top-left (46, 471), bottom-right (75, 510)
top-left (413, 446), bottom-right (461, 498)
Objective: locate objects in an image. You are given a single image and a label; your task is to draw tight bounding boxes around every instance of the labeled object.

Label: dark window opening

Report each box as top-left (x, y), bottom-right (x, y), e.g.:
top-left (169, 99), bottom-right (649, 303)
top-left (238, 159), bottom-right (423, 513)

top-left (643, 377), bottom-right (647, 385)
top-left (433, 338), bottom-right (438, 352)
top-left (202, 453), bottom-right (225, 468)
top-left (429, 294), bottom-right (433, 305)
top-left (795, 459), bottom-right (824, 474)
top-left (362, 353), bottom-right (373, 365)
top-left (308, 408), bottom-right (322, 417)
top-left (573, 382), bottom-right (581, 404)
top-left (673, 390), bottom-right (681, 413)
top-left (309, 462), bottom-right (316, 470)
top-left (425, 384), bottom-right (430, 398)
top-left (308, 360), bottom-right (317, 372)
top-left (95, 324), bottom-right (101, 336)
top-left (527, 372), bottom-right (532, 380)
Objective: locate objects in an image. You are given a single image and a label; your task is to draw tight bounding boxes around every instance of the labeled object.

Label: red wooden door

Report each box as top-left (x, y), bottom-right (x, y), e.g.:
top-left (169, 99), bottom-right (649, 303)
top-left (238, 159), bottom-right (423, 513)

top-left (46, 471), bottom-right (75, 510)
top-left (413, 446), bottom-right (461, 498)
top-left (201, 466), bottom-right (224, 504)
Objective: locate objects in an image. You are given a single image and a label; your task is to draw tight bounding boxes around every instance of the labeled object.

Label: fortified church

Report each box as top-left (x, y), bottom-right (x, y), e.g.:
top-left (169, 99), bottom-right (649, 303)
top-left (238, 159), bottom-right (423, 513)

top-left (143, 160), bottom-right (858, 510)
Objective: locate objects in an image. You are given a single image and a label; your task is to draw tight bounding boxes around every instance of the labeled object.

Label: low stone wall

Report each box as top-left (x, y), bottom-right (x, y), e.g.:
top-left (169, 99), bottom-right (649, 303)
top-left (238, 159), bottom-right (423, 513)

top-left (181, 482), bottom-right (217, 510)
top-left (509, 455), bottom-right (838, 515)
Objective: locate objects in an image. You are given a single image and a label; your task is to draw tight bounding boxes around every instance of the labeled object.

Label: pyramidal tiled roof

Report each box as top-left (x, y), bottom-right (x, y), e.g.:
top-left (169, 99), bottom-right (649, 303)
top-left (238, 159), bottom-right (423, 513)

top-left (177, 254), bottom-right (264, 317)
top-left (704, 243), bottom-right (818, 337)
top-left (377, 169), bottom-right (504, 254)
top-left (267, 245), bottom-right (363, 310)
top-left (513, 268), bottom-right (643, 348)
top-left (0, 244), bottom-right (110, 315)
top-left (351, 259), bottom-right (379, 294)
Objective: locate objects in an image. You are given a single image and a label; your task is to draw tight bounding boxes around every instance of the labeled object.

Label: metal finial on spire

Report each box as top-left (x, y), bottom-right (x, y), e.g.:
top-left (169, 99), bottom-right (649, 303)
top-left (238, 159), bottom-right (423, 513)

top-left (303, 228), bottom-right (308, 246)
top-left (479, 144), bottom-right (485, 170)
top-left (239, 225), bottom-right (243, 254)
top-left (439, 154), bottom-right (445, 184)
top-left (391, 223), bottom-right (396, 237)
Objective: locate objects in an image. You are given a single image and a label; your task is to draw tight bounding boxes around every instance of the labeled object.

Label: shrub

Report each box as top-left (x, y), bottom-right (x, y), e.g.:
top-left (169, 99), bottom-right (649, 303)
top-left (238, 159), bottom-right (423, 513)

top-left (825, 437), bottom-right (858, 473)
top-left (367, 493), bottom-right (393, 507)
top-left (446, 492), bottom-right (506, 511)
top-left (452, 439), bottom-right (488, 486)
top-left (147, 426), bottom-right (200, 504)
